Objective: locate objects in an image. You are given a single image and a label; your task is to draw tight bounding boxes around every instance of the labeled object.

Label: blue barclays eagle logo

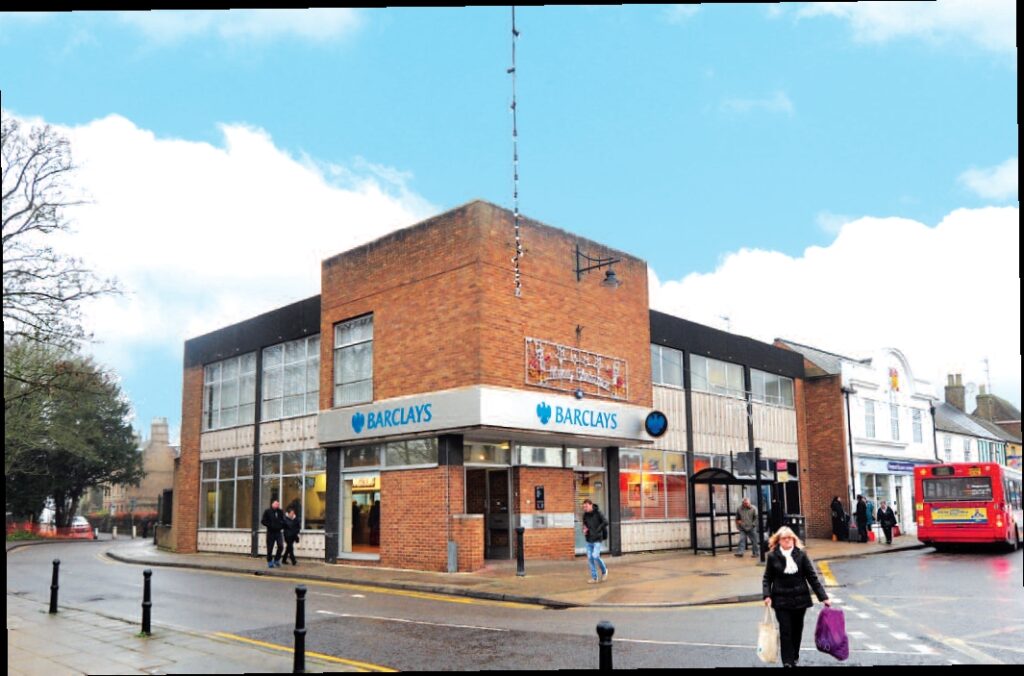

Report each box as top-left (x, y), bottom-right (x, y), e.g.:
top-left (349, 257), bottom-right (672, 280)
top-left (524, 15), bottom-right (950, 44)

top-left (536, 402), bottom-right (552, 425)
top-left (351, 412), bottom-right (366, 434)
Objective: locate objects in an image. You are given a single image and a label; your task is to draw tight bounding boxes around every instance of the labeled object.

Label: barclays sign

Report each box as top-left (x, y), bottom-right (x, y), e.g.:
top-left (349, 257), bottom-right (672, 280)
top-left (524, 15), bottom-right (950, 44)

top-left (352, 403), bottom-right (433, 434)
top-left (535, 401), bottom-right (618, 430)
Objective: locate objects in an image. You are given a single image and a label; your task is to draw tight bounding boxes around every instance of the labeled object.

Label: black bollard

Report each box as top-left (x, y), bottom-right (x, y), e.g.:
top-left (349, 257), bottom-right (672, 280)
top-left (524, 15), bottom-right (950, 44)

top-left (515, 526), bottom-right (526, 577)
top-left (49, 559), bottom-right (60, 614)
top-left (142, 569), bottom-right (152, 635)
top-left (597, 620), bottom-right (615, 670)
top-left (294, 585), bottom-right (307, 673)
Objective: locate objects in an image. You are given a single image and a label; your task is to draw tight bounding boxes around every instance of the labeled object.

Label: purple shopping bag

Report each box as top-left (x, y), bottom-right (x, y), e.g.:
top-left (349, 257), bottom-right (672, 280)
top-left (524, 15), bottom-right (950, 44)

top-left (814, 607), bottom-right (849, 661)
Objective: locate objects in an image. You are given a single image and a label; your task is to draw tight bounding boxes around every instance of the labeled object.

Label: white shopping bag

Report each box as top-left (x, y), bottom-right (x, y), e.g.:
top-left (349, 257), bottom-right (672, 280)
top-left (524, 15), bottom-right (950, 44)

top-left (757, 605), bottom-right (780, 664)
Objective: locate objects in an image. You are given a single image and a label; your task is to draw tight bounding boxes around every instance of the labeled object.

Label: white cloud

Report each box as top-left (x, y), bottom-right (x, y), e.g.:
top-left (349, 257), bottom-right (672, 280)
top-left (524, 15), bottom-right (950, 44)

top-left (797, 0), bottom-right (1016, 55)
top-left (116, 9), bottom-right (362, 45)
top-left (815, 211), bottom-right (855, 235)
top-left (649, 206), bottom-right (1021, 408)
top-left (32, 113), bottom-right (436, 378)
top-left (665, 5), bottom-right (700, 24)
top-left (958, 157), bottom-right (1018, 201)
top-left (721, 91), bottom-right (794, 116)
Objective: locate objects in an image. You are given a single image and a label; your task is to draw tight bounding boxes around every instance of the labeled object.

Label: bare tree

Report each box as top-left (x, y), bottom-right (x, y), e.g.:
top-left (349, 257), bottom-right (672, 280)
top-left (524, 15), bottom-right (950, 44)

top-left (2, 112), bottom-right (119, 405)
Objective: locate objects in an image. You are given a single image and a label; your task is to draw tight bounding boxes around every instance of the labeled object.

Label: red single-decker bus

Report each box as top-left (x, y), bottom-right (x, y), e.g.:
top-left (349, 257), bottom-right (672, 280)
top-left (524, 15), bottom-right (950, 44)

top-left (914, 462), bottom-right (1022, 551)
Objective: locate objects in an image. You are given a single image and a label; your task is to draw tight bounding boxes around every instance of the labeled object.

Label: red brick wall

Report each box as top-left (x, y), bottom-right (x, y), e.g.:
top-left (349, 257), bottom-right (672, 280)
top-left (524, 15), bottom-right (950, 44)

top-left (514, 467), bottom-right (575, 560)
top-left (174, 365), bottom-right (203, 553)
top-left (450, 515), bottom-right (484, 572)
top-left (799, 373), bottom-right (850, 539)
top-left (319, 200), bottom-right (652, 409)
top-left (380, 466), bottom-right (465, 571)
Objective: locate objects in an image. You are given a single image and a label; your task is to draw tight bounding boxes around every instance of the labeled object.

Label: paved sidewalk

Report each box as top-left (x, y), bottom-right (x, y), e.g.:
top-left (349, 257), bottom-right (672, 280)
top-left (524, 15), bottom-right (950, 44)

top-left (6, 593), bottom-right (352, 675)
top-left (104, 536), bottom-right (924, 608)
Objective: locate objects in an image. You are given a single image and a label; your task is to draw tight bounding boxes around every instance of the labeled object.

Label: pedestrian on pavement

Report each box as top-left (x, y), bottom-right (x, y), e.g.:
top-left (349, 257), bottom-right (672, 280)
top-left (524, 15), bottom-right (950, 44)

top-left (762, 526), bottom-right (831, 668)
top-left (282, 507), bottom-right (301, 565)
top-left (260, 499), bottom-right (286, 568)
top-left (581, 499), bottom-right (609, 584)
top-left (876, 500), bottom-right (897, 545)
top-left (830, 496), bottom-right (848, 542)
top-left (368, 499), bottom-right (381, 547)
top-left (735, 496), bottom-right (759, 558)
top-left (854, 495), bottom-right (869, 543)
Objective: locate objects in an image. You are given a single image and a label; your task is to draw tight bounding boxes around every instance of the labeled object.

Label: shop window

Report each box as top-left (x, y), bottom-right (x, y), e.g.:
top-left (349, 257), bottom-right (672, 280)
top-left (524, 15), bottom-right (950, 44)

top-left (751, 369), bottom-right (795, 407)
top-left (202, 353), bottom-right (256, 432)
top-left (651, 344), bottom-right (684, 388)
top-left (465, 441), bottom-right (511, 465)
top-left (334, 315), bottom-right (373, 407)
top-left (691, 354), bottom-right (744, 399)
top-left (262, 335), bottom-right (320, 421)
top-left (566, 447), bottom-right (605, 468)
top-left (619, 449), bottom-right (687, 521)
top-left (516, 445), bottom-right (563, 467)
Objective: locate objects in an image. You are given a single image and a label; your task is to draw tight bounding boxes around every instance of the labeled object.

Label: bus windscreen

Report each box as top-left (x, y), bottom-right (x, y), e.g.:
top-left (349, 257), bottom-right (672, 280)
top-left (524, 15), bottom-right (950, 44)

top-left (923, 477), bottom-right (993, 502)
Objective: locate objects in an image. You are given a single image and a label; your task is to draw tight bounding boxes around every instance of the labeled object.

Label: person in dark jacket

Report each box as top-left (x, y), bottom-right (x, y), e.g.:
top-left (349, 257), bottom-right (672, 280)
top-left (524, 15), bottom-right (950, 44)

top-left (260, 499), bottom-right (285, 568)
top-left (876, 500), bottom-right (897, 545)
top-left (830, 496), bottom-right (848, 542)
top-left (763, 526), bottom-right (831, 667)
top-left (854, 495), bottom-right (869, 543)
top-left (368, 499), bottom-right (381, 547)
top-left (581, 499), bottom-right (609, 583)
top-left (282, 507), bottom-right (301, 565)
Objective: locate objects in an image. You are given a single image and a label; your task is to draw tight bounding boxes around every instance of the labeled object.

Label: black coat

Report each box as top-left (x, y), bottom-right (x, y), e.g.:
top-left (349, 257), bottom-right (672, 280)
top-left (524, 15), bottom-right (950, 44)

top-left (762, 547), bottom-right (828, 610)
top-left (283, 514), bottom-right (301, 543)
top-left (877, 507), bottom-right (897, 528)
top-left (261, 507), bottom-right (285, 533)
top-left (855, 501), bottom-right (868, 525)
top-left (582, 506), bottom-right (609, 543)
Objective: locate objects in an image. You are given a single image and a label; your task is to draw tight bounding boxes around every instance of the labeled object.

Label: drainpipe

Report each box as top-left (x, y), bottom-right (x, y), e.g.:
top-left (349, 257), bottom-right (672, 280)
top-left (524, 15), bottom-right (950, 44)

top-left (842, 385), bottom-right (857, 509)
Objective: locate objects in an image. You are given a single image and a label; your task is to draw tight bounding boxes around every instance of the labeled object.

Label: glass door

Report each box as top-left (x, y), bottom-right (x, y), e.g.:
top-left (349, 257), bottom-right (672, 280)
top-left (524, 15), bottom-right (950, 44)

top-left (574, 471), bottom-right (607, 554)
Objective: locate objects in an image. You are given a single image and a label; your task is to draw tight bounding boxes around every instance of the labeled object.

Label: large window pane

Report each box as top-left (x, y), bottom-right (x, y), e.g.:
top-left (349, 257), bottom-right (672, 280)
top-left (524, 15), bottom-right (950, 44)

top-left (334, 316), bottom-right (373, 407)
top-left (262, 453), bottom-right (281, 477)
top-left (666, 474), bottom-right (688, 518)
top-left (217, 481), bottom-right (235, 528)
top-left (620, 450), bottom-right (643, 472)
top-left (304, 471), bottom-right (327, 530)
top-left (305, 449), bottom-right (326, 473)
top-left (620, 471), bottom-right (643, 521)
top-left (282, 450), bottom-right (304, 475)
top-left (203, 353), bottom-right (256, 431)
top-left (201, 482), bottom-right (217, 528)
top-left (202, 461), bottom-right (218, 481)
top-left (236, 478), bottom-right (253, 530)
top-left (642, 450), bottom-right (663, 472)
top-left (385, 439), bottom-right (438, 467)
top-left (282, 476), bottom-right (303, 519)
top-left (344, 446), bottom-right (381, 468)
top-left (517, 445), bottom-right (563, 467)
top-left (664, 451), bottom-right (686, 473)
top-left (237, 457), bottom-right (252, 477)
top-left (260, 477), bottom-right (281, 510)
top-left (218, 458), bottom-right (235, 479)
top-left (642, 473), bottom-right (666, 518)
top-left (465, 442), bottom-right (511, 465)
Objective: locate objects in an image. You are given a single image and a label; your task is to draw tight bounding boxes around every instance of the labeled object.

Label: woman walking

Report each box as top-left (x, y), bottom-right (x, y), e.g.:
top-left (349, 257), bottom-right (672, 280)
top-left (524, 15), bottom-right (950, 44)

top-left (763, 526), bottom-right (831, 667)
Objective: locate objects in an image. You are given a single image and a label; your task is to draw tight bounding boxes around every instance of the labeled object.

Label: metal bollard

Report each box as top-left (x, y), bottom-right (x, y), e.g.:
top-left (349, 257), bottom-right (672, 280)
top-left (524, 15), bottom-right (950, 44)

top-left (142, 569), bottom-right (152, 635)
top-left (597, 620), bottom-right (615, 670)
top-left (294, 585), bottom-right (307, 673)
top-left (112, 526), bottom-right (118, 540)
top-left (49, 559), bottom-right (60, 614)
top-left (515, 526), bottom-right (526, 577)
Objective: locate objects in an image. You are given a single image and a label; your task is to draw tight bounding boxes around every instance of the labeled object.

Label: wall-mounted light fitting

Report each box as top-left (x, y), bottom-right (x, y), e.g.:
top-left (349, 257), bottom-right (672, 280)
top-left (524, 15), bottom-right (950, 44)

top-left (575, 244), bottom-right (622, 288)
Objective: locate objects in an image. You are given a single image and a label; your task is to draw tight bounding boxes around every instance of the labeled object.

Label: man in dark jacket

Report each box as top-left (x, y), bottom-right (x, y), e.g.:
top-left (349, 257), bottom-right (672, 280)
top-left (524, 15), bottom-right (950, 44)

top-left (282, 506), bottom-right (301, 565)
top-left (854, 495), bottom-right (869, 543)
top-left (876, 500), bottom-right (897, 544)
top-left (582, 499), bottom-right (609, 583)
top-left (261, 499), bottom-right (285, 568)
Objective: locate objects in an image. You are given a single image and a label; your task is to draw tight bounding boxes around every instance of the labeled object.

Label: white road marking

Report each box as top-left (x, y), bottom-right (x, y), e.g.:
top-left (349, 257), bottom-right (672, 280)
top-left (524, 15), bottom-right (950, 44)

top-left (892, 632), bottom-right (911, 641)
top-left (857, 613), bottom-right (871, 619)
top-left (315, 610), bottom-right (510, 632)
top-left (849, 631), bottom-right (868, 639)
top-left (844, 605), bottom-right (859, 612)
top-left (865, 643), bottom-right (885, 652)
top-left (912, 644), bottom-right (936, 655)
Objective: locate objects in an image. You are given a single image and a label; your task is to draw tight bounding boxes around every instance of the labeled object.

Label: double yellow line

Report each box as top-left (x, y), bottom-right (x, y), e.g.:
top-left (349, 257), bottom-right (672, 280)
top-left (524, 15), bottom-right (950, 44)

top-left (213, 632), bottom-right (396, 672)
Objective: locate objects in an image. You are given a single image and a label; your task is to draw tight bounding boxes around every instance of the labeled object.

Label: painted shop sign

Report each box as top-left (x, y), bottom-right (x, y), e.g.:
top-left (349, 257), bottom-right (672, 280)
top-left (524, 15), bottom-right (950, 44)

top-left (525, 337), bottom-right (628, 401)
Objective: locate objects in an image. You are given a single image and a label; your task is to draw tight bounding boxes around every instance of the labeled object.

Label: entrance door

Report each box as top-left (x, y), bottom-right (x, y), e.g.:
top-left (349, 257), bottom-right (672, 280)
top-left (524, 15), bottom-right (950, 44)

top-left (486, 469), bottom-right (511, 559)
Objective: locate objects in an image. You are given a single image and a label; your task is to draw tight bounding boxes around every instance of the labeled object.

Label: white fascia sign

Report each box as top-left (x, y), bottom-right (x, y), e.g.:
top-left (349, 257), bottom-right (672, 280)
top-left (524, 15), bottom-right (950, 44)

top-left (317, 386), bottom-right (655, 446)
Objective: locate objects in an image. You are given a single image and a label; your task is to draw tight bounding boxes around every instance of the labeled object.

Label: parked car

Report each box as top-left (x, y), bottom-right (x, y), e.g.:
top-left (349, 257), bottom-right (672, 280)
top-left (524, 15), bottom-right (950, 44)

top-left (71, 516), bottom-right (95, 538)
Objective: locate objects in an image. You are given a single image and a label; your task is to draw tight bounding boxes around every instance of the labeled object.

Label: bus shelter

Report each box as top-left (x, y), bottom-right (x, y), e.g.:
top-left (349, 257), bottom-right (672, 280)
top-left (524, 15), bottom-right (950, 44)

top-left (691, 466), bottom-right (770, 559)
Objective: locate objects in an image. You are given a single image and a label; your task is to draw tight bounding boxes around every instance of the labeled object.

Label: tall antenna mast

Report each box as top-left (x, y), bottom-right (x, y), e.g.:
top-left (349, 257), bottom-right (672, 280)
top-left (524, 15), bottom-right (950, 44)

top-left (509, 6), bottom-right (523, 297)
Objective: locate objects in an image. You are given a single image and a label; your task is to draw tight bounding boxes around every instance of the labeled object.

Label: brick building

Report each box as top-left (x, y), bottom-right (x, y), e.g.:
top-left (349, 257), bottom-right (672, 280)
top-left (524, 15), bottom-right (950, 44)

top-left (175, 201), bottom-right (806, 571)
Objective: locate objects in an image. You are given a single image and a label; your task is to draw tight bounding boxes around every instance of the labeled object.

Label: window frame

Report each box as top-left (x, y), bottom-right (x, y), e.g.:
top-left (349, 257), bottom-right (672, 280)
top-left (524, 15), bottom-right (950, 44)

top-left (333, 315), bottom-right (374, 407)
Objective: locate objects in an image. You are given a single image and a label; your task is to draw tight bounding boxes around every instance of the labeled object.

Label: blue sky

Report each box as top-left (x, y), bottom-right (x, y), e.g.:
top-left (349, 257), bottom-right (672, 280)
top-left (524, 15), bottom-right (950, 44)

top-left (1, 4), bottom-right (1018, 442)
